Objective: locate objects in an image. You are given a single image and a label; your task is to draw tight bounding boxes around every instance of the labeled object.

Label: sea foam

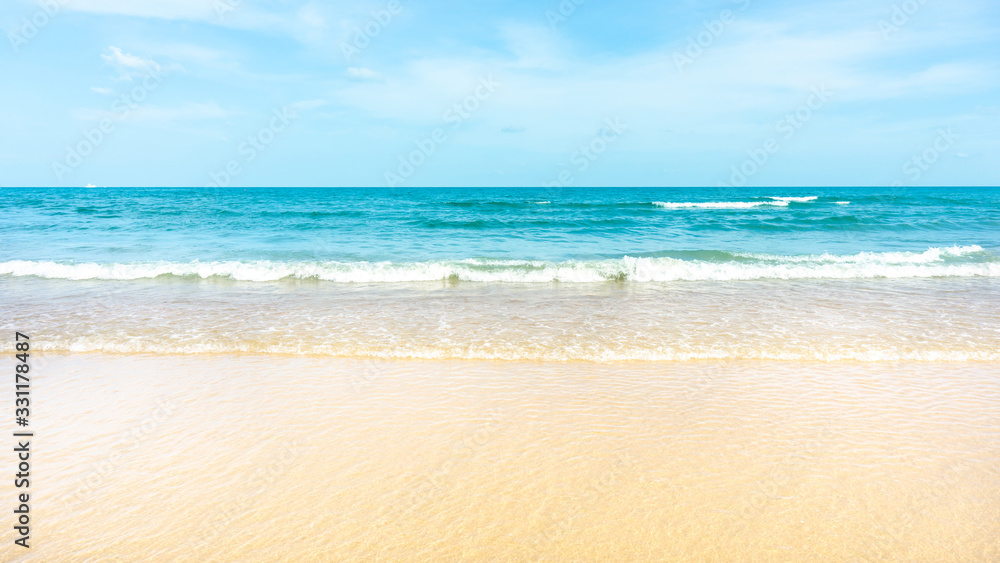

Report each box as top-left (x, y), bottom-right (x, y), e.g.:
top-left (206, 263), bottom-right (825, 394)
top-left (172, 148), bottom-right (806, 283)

top-left (653, 196), bottom-right (819, 209)
top-left (653, 200), bottom-right (790, 209)
top-left (0, 246), bottom-right (993, 283)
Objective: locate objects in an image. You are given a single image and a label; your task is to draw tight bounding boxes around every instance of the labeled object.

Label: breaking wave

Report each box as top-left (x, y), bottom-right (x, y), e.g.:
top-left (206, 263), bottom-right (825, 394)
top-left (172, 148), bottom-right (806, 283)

top-left (653, 196), bottom-right (819, 209)
top-left (1, 246), bottom-right (994, 283)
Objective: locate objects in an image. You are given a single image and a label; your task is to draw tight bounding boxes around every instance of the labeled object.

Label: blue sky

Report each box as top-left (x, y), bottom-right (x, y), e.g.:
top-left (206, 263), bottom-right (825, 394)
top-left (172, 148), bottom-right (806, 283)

top-left (1, 0), bottom-right (998, 187)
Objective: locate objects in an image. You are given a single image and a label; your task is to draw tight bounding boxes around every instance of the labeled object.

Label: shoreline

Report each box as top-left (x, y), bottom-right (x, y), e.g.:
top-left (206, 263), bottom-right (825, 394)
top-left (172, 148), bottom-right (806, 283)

top-left (16, 349), bottom-right (1000, 364)
top-left (6, 274), bottom-right (1000, 363)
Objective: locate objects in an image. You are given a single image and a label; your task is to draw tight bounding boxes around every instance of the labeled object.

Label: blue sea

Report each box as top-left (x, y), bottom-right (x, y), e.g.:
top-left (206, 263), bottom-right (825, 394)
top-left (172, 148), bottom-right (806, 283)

top-left (2, 186), bottom-right (999, 361)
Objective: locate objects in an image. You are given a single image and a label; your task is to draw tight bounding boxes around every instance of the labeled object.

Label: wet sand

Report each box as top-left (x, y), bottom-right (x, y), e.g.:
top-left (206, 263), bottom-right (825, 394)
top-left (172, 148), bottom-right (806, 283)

top-left (6, 354), bottom-right (999, 561)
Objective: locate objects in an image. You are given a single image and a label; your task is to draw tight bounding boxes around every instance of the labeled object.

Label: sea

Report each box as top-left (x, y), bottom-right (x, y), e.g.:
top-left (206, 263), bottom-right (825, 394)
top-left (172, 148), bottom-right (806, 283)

top-left (2, 186), bottom-right (999, 361)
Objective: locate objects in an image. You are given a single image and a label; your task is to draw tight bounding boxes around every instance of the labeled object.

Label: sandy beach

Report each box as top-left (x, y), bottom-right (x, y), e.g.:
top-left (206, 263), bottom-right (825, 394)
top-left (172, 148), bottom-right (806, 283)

top-left (4, 353), bottom-right (997, 561)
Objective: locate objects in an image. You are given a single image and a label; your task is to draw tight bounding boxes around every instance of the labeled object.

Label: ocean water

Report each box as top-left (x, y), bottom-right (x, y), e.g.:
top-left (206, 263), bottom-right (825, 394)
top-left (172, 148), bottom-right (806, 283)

top-left (1, 186), bottom-right (999, 361)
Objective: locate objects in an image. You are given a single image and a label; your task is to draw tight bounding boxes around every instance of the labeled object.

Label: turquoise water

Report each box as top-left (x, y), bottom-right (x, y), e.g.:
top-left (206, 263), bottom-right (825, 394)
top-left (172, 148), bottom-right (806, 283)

top-left (1, 187), bottom-right (999, 361)
top-left (1, 187), bottom-right (998, 281)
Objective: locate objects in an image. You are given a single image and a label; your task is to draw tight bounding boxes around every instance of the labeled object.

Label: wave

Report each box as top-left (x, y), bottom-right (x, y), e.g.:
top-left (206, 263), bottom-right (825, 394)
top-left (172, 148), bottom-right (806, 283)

top-left (653, 196), bottom-right (823, 209)
top-left (1, 246), bottom-right (994, 283)
top-left (768, 196), bottom-right (819, 203)
top-left (654, 200), bottom-right (789, 209)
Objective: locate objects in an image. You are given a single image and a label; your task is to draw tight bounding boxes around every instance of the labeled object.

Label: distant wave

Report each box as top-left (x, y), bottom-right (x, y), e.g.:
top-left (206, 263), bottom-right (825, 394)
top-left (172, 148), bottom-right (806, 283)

top-left (653, 201), bottom-right (786, 209)
top-left (768, 196), bottom-right (819, 203)
top-left (653, 196), bottom-right (821, 209)
top-left (1, 246), bottom-right (995, 283)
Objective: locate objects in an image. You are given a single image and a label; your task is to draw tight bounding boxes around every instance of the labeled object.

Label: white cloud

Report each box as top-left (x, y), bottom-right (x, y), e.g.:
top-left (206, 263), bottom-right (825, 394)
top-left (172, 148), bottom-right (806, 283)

top-left (60, 0), bottom-right (376, 54)
top-left (101, 46), bottom-right (177, 80)
top-left (48, 1), bottom-right (1000, 154)
top-left (327, 7), bottom-right (999, 161)
top-left (102, 46), bottom-right (155, 71)
top-left (91, 86), bottom-right (114, 95)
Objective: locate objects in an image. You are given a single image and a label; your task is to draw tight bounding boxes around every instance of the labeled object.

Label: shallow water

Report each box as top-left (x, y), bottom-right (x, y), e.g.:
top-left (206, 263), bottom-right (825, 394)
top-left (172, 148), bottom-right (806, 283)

top-left (3, 275), bottom-right (998, 362)
top-left (5, 355), bottom-right (998, 561)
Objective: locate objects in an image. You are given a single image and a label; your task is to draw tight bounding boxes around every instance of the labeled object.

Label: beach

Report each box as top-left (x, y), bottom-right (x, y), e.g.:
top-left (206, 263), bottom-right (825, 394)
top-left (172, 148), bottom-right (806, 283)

top-left (1, 354), bottom-right (997, 561)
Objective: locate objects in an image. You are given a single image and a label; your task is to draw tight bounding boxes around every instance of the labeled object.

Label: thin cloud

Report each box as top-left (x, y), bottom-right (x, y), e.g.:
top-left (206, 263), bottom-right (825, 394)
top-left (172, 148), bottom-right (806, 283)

top-left (101, 46), bottom-right (184, 80)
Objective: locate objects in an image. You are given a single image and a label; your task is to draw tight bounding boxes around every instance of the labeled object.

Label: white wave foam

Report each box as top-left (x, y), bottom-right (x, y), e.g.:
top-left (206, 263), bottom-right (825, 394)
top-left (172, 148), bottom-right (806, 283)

top-left (835, 201), bottom-right (850, 205)
top-left (736, 245), bottom-right (984, 265)
top-left (653, 196), bottom-right (819, 209)
top-left (768, 196), bottom-right (819, 203)
top-left (653, 200), bottom-right (789, 209)
top-left (0, 246), bottom-right (994, 283)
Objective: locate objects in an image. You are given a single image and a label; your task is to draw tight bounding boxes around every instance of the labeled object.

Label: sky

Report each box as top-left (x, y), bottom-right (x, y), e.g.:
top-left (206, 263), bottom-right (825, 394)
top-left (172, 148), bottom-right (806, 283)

top-left (1, 0), bottom-right (998, 187)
